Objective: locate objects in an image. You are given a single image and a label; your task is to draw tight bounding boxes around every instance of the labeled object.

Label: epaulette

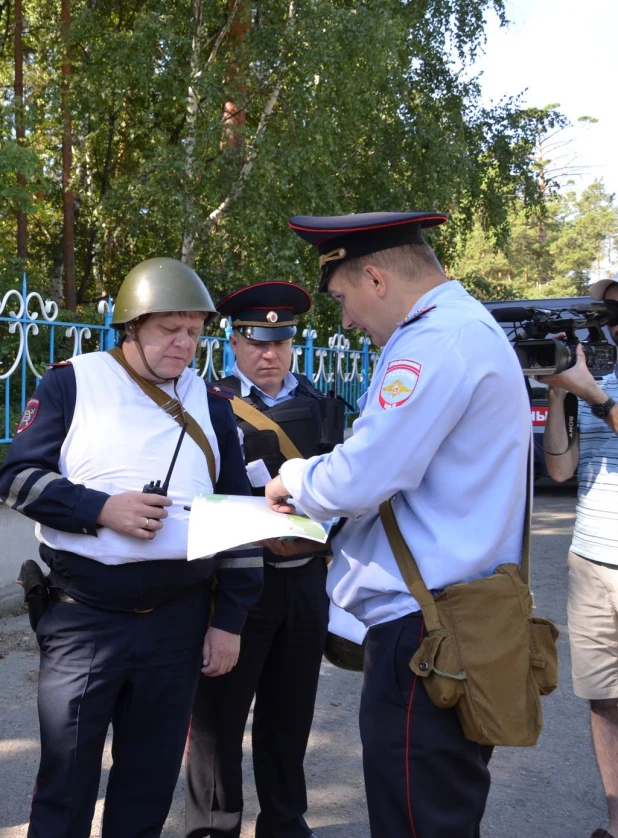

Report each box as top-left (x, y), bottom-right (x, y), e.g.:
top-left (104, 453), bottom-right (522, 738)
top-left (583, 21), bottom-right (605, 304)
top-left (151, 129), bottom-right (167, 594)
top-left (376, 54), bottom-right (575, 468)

top-left (400, 304), bottom-right (437, 329)
top-left (47, 360), bottom-right (73, 369)
top-left (206, 381), bottom-right (235, 400)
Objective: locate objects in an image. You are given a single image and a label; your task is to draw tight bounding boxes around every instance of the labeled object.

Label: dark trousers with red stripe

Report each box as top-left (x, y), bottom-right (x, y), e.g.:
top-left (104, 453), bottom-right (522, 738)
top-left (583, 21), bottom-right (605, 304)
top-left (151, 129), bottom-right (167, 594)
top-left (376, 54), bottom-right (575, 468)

top-left (360, 613), bottom-right (493, 838)
top-left (185, 558), bottom-right (329, 838)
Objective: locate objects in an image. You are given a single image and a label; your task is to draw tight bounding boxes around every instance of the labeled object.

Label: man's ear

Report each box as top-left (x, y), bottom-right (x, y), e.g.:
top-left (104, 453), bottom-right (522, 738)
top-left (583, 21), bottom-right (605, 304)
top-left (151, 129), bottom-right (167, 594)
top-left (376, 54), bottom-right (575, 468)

top-left (125, 316), bottom-right (145, 340)
top-left (229, 332), bottom-right (238, 353)
top-left (364, 264), bottom-right (388, 297)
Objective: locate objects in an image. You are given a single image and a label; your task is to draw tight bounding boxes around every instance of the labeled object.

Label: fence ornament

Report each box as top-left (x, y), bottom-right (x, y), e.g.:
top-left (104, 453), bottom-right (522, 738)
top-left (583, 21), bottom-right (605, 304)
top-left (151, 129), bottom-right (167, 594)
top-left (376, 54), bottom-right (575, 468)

top-left (0, 276), bottom-right (380, 444)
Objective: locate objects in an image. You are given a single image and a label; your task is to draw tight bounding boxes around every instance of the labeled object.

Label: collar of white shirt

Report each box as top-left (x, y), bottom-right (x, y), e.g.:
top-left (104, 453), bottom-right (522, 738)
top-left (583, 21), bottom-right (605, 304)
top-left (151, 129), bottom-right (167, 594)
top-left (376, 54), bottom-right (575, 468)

top-left (232, 362), bottom-right (298, 407)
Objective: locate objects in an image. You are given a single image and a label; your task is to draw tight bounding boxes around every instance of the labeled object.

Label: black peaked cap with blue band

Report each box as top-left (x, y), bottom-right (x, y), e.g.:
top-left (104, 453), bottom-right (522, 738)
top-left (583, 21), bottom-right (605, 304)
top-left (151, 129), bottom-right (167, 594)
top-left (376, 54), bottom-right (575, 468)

top-left (217, 281), bottom-right (312, 342)
top-left (288, 211), bottom-right (448, 291)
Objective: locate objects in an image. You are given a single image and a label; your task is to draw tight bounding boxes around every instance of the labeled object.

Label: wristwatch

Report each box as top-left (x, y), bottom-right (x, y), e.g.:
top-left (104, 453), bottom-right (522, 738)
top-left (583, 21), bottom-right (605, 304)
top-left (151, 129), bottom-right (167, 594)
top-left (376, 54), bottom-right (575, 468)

top-left (590, 395), bottom-right (616, 419)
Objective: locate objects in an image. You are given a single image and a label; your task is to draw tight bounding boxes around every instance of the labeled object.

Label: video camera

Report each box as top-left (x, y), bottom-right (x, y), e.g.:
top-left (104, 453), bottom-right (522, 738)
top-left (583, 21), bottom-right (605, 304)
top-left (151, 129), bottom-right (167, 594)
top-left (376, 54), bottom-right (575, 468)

top-left (490, 301), bottom-right (618, 377)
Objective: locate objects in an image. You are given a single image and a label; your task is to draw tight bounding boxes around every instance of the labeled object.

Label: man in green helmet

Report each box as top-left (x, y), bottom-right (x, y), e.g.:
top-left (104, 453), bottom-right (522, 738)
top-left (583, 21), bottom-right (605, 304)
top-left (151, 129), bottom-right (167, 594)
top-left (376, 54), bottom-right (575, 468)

top-left (0, 257), bottom-right (263, 838)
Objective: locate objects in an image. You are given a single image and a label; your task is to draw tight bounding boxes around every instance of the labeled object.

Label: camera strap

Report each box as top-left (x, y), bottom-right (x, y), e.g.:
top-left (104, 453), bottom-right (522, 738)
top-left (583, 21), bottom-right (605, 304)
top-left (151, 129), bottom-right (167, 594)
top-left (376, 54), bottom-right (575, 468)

top-left (563, 392), bottom-right (578, 450)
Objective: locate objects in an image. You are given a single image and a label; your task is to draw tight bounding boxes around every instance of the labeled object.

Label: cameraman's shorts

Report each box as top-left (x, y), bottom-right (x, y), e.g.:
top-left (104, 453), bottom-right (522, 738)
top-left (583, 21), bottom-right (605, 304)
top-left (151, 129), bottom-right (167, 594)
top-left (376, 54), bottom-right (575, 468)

top-left (568, 550), bottom-right (618, 700)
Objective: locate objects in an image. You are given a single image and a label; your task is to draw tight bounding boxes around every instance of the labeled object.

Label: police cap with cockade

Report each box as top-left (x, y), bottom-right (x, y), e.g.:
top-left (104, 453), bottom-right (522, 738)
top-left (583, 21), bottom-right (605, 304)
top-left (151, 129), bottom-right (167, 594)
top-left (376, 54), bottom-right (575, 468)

top-left (217, 281), bottom-right (312, 342)
top-left (288, 211), bottom-right (448, 292)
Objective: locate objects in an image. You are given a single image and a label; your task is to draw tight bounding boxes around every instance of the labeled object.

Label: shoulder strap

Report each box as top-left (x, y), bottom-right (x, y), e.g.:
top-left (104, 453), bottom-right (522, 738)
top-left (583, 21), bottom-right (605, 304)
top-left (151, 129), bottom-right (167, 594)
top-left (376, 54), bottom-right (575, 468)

top-left (520, 436), bottom-right (533, 585)
top-left (293, 373), bottom-right (323, 399)
top-left (378, 500), bottom-right (442, 633)
top-left (107, 346), bottom-right (216, 486)
top-left (230, 397), bottom-right (304, 461)
top-left (379, 440), bottom-right (533, 633)
top-left (217, 375), bottom-right (242, 397)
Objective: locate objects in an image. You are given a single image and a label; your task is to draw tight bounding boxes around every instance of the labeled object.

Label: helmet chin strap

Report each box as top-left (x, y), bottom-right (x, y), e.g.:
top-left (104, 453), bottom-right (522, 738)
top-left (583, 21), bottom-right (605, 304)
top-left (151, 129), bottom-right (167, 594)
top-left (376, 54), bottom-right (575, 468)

top-left (126, 322), bottom-right (187, 420)
top-left (125, 321), bottom-right (171, 382)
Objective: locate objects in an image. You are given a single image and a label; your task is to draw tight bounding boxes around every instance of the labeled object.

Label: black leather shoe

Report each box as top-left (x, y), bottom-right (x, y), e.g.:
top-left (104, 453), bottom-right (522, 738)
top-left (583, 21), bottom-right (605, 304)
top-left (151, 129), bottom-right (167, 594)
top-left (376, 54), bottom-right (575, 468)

top-left (590, 830), bottom-right (617, 838)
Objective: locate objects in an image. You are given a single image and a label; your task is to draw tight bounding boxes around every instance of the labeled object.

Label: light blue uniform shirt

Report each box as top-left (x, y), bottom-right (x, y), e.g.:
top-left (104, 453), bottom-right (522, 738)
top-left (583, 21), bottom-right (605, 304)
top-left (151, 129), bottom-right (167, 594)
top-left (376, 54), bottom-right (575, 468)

top-left (571, 370), bottom-right (618, 565)
top-left (232, 362), bottom-right (298, 407)
top-left (280, 280), bottom-right (530, 628)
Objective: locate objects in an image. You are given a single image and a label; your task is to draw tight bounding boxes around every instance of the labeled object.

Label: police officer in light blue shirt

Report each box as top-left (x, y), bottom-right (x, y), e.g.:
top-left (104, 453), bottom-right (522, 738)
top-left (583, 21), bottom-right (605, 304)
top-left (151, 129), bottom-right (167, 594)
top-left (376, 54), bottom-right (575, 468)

top-left (264, 212), bottom-right (530, 838)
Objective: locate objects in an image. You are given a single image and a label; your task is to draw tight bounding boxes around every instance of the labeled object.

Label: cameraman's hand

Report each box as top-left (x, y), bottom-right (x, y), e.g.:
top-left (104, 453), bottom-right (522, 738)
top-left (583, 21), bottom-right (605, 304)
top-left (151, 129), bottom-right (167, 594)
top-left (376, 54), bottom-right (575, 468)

top-left (538, 344), bottom-right (605, 401)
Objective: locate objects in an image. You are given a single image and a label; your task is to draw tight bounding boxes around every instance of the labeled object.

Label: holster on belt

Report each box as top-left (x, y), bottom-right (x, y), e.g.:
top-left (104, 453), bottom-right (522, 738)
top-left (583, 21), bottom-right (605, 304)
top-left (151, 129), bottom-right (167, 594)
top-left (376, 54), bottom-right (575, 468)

top-left (16, 560), bottom-right (49, 631)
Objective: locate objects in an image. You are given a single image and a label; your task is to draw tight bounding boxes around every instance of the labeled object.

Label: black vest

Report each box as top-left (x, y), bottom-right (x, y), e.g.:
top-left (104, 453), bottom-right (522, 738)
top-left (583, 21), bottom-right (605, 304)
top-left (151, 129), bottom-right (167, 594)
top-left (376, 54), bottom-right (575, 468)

top-left (220, 373), bottom-right (345, 484)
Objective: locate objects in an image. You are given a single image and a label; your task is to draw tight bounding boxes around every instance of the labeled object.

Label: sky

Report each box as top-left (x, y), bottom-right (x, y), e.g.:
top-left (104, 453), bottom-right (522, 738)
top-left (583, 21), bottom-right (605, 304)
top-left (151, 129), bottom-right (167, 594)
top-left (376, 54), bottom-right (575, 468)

top-left (469, 0), bottom-right (617, 198)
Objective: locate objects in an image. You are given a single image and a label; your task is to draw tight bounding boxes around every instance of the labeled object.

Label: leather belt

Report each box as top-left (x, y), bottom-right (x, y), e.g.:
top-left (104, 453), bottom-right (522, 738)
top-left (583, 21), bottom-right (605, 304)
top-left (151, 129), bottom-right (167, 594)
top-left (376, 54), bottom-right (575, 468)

top-left (266, 557), bottom-right (314, 569)
top-left (48, 587), bottom-right (79, 604)
top-left (48, 587), bottom-right (154, 614)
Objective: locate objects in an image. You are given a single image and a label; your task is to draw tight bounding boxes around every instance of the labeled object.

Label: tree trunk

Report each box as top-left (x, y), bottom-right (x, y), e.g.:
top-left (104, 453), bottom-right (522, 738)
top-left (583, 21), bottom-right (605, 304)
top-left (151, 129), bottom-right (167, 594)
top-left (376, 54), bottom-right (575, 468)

top-left (206, 0), bottom-right (294, 232)
top-left (49, 256), bottom-right (64, 306)
top-left (181, 0), bottom-right (204, 267)
top-left (14, 0), bottom-right (27, 261)
top-left (62, 0), bottom-right (76, 310)
top-left (221, 1), bottom-right (249, 157)
top-left (180, 0), bottom-right (245, 265)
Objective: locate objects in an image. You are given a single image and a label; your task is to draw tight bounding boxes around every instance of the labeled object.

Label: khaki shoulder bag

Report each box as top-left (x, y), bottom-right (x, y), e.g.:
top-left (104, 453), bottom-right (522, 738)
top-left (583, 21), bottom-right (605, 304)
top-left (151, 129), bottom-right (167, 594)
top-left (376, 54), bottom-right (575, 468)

top-left (378, 459), bottom-right (559, 747)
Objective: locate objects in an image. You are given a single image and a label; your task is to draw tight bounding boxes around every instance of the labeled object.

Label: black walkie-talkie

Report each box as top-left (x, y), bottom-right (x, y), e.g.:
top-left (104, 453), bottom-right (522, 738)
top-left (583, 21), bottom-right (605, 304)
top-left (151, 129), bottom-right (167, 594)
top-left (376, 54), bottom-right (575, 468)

top-left (143, 422), bottom-right (188, 496)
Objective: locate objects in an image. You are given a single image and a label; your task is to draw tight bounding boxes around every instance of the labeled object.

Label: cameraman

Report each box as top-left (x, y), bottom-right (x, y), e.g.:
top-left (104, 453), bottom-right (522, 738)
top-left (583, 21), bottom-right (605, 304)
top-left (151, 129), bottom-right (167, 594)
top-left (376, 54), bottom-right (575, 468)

top-left (542, 275), bottom-right (618, 838)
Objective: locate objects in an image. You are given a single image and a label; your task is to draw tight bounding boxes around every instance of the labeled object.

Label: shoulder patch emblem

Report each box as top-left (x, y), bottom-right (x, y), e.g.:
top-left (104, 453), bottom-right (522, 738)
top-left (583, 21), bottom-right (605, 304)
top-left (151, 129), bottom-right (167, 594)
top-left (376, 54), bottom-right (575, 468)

top-left (206, 381), bottom-right (235, 401)
top-left (17, 397), bottom-right (40, 433)
top-left (379, 360), bottom-right (421, 410)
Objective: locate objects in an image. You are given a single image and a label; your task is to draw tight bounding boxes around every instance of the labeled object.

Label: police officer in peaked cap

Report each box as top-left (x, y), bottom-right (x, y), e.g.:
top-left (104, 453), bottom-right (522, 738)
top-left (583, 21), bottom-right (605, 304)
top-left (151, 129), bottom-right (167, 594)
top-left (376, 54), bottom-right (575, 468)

top-left (263, 213), bottom-right (531, 837)
top-left (0, 257), bottom-right (263, 837)
top-left (185, 281), bottom-right (345, 838)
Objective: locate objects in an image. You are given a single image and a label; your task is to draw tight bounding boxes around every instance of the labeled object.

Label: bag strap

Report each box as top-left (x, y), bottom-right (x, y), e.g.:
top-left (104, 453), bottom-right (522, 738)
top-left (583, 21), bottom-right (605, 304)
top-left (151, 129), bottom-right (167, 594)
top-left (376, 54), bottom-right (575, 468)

top-left (108, 346), bottom-right (216, 486)
top-left (378, 499), bottom-right (443, 633)
top-left (520, 436), bottom-right (533, 585)
top-left (378, 439), bottom-right (533, 632)
top-left (230, 397), bottom-right (304, 461)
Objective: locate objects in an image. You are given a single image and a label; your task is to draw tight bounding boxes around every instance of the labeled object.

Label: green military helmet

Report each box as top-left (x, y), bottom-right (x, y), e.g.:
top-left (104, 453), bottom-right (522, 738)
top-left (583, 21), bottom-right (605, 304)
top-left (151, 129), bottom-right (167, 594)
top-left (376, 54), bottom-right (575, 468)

top-left (111, 257), bottom-right (218, 328)
top-left (323, 632), bottom-right (365, 672)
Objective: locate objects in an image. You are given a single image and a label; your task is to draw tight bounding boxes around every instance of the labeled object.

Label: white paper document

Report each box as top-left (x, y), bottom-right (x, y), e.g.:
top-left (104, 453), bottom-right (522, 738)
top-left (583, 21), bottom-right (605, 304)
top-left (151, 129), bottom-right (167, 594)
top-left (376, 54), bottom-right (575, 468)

top-left (187, 494), bottom-right (330, 561)
top-left (245, 458), bottom-right (272, 488)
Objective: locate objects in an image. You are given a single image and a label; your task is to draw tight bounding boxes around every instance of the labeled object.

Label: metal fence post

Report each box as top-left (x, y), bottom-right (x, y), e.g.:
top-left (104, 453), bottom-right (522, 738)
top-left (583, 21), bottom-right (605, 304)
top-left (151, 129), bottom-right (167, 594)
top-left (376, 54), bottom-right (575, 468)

top-left (361, 336), bottom-right (370, 386)
top-left (20, 274), bottom-right (28, 410)
top-left (103, 296), bottom-right (115, 349)
top-left (303, 327), bottom-right (316, 380)
top-left (221, 319), bottom-right (235, 376)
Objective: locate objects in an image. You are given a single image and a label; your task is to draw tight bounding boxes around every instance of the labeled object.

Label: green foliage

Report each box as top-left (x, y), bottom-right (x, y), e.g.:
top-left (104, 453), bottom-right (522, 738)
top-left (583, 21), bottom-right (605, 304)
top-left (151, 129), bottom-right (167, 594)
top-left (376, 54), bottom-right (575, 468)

top-left (453, 180), bottom-right (618, 301)
top-left (1, 0), bottom-right (557, 330)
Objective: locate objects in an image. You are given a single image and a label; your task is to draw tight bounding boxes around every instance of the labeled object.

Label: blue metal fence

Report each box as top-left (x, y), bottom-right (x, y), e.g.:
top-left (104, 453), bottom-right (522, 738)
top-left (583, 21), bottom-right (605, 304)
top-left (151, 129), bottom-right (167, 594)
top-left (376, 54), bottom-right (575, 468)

top-left (0, 276), bottom-right (380, 444)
